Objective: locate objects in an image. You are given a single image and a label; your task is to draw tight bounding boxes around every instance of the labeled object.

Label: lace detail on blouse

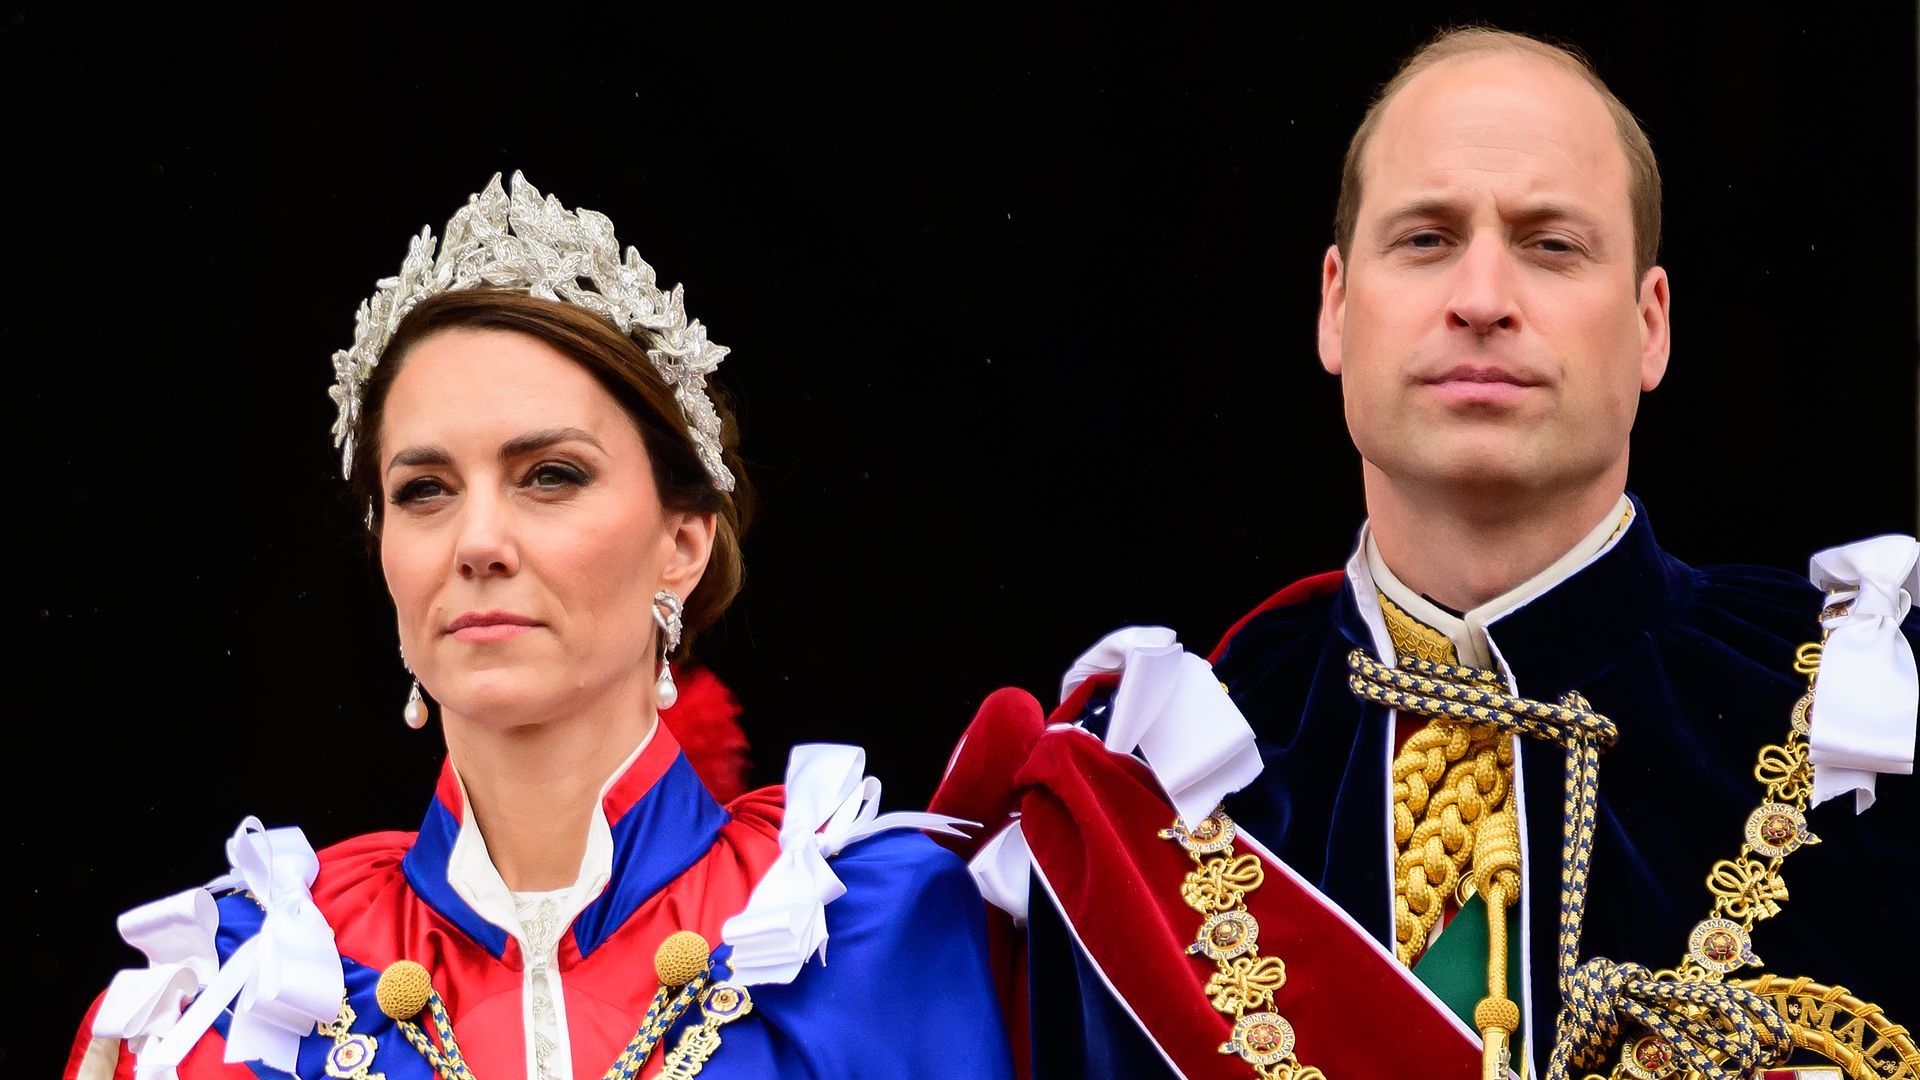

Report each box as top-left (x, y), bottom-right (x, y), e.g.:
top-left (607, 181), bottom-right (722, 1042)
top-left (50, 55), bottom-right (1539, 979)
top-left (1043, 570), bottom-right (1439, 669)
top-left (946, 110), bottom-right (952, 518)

top-left (513, 889), bottom-right (569, 1080)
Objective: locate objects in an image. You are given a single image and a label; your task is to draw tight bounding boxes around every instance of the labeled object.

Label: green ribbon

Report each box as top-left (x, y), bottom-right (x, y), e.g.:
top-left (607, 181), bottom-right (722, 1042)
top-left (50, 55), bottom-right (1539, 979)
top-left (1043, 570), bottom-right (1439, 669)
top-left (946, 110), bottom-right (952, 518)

top-left (1412, 892), bottom-right (1526, 1076)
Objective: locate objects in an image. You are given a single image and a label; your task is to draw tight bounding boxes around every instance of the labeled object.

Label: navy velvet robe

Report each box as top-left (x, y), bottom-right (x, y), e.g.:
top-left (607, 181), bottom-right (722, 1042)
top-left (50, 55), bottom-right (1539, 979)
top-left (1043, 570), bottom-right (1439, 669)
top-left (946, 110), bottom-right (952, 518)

top-left (1031, 497), bottom-right (1917, 1079)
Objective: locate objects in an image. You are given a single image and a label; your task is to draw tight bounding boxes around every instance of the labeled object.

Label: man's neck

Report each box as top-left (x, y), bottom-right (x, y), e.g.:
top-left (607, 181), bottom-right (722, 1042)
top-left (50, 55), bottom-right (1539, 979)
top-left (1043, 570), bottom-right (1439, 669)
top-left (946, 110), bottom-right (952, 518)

top-left (441, 672), bottom-right (657, 892)
top-left (1362, 464), bottom-right (1628, 613)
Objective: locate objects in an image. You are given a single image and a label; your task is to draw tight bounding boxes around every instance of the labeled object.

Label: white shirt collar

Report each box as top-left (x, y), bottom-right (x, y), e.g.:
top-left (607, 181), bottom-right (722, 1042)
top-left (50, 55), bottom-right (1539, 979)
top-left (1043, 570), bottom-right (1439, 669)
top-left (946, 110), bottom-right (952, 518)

top-left (443, 721), bottom-right (659, 956)
top-left (1359, 494), bottom-right (1634, 667)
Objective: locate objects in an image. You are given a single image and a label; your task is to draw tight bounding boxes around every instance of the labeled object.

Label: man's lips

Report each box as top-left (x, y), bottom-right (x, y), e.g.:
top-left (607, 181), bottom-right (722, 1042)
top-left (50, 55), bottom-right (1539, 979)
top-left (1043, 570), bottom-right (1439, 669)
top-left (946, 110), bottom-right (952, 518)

top-left (447, 611), bottom-right (543, 642)
top-left (1419, 363), bottom-right (1543, 404)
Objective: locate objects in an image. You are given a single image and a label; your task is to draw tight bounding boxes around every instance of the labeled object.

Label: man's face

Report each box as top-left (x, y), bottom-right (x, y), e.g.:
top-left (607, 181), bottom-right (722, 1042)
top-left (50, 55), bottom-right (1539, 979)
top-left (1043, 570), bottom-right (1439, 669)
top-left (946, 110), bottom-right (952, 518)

top-left (1318, 52), bottom-right (1670, 501)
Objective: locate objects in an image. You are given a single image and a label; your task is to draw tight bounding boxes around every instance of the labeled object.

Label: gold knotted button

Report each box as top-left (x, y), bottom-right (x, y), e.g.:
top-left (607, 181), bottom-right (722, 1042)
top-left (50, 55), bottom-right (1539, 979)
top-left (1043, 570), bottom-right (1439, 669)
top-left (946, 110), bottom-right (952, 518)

top-left (654, 930), bottom-right (711, 987)
top-left (376, 959), bottom-right (433, 1021)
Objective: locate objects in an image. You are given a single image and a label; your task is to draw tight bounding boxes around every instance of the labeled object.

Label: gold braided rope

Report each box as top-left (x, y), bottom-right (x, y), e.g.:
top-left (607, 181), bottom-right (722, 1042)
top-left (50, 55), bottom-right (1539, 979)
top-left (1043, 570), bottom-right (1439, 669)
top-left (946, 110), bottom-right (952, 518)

top-left (1161, 809), bottom-right (1327, 1080)
top-left (1473, 808), bottom-right (1524, 1078)
top-left (1390, 715), bottom-right (1514, 962)
top-left (1347, 650), bottom-right (1797, 1080)
top-left (1379, 596), bottom-right (1518, 967)
top-left (1377, 596), bottom-right (1526, 1077)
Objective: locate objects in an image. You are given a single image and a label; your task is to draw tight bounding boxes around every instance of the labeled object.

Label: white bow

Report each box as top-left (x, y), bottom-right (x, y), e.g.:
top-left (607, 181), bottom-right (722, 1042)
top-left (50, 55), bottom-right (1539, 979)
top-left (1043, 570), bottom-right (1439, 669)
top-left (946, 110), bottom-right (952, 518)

top-left (1062, 626), bottom-right (1264, 827)
top-left (92, 889), bottom-right (221, 1074)
top-left (1807, 536), bottom-right (1919, 813)
top-left (722, 745), bottom-right (974, 986)
top-left (96, 818), bottom-right (344, 1079)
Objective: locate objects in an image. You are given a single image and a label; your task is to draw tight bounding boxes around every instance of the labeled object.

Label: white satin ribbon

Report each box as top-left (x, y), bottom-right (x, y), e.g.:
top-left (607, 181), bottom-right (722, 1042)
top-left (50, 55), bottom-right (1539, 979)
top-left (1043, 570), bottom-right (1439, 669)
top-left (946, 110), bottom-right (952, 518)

top-left (967, 819), bottom-right (1033, 925)
top-left (95, 817), bottom-right (344, 1080)
top-left (722, 744), bottom-right (974, 986)
top-left (1807, 535), bottom-right (1920, 813)
top-left (1062, 626), bottom-right (1264, 827)
top-left (92, 888), bottom-right (220, 1073)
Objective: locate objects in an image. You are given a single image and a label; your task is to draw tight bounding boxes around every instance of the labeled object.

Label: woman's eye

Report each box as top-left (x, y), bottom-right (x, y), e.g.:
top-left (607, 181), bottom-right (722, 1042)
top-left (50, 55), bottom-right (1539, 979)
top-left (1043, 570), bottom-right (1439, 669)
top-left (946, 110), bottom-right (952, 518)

top-left (392, 477), bottom-right (447, 504)
top-left (526, 463), bottom-right (588, 491)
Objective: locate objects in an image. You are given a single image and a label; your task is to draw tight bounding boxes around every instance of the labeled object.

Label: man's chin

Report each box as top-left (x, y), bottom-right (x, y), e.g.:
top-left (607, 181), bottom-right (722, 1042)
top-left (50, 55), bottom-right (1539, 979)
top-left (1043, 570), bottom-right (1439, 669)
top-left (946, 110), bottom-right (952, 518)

top-left (1361, 423), bottom-right (1534, 479)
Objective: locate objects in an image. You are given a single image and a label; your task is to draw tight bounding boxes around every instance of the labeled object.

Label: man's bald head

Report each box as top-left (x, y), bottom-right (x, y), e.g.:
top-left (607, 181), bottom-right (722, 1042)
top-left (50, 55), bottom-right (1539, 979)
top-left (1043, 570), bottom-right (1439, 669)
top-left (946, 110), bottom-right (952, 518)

top-left (1334, 27), bottom-right (1663, 282)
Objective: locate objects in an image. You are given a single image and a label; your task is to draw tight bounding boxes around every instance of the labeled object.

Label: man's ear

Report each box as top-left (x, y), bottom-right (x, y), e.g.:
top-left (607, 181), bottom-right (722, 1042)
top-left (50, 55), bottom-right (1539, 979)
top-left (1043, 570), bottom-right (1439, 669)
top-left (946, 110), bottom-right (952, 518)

top-left (1637, 265), bottom-right (1671, 392)
top-left (1318, 244), bottom-right (1347, 375)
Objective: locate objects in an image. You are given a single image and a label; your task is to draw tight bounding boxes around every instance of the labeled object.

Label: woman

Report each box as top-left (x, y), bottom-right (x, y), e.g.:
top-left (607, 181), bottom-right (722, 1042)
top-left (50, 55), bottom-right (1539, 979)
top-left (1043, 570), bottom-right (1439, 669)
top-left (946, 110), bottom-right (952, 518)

top-left (66, 172), bottom-right (1013, 1080)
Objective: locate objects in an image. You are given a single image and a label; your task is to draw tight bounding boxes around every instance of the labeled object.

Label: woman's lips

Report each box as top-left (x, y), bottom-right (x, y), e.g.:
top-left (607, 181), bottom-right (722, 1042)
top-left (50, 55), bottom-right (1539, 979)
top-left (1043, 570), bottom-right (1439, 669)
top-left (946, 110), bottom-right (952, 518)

top-left (447, 611), bottom-right (542, 643)
top-left (451, 622), bottom-right (537, 643)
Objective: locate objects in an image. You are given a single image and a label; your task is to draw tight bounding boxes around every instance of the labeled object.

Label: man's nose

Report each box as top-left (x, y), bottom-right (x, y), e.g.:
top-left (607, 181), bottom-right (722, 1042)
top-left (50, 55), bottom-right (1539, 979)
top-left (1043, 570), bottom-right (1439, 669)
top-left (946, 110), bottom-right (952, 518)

top-left (1444, 233), bottom-right (1521, 335)
top-left (454, 486), bottom-right (520, 580)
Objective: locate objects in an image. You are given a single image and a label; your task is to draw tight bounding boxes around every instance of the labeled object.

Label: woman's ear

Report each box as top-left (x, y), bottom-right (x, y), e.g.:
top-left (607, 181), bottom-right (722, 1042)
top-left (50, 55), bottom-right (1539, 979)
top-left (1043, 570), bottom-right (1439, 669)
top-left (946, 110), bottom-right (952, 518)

top-left (658, 510), bottom-right (717, 596)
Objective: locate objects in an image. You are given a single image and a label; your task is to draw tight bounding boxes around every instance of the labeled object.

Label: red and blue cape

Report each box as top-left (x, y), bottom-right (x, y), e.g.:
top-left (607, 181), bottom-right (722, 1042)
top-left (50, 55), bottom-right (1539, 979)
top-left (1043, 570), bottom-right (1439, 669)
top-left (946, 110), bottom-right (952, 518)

top-left (70, 723), bottom-right (1014, 1079)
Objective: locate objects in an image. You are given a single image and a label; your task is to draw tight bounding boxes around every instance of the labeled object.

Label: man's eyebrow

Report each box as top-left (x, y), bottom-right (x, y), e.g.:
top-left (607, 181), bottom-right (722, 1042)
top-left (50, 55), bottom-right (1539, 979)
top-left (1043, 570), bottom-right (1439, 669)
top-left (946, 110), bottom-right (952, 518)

top-left (499, 426), bottom-right (607, 459)
top-left (1505, 201), bottom-right (1603, 232)
top-left (385, 428), bottom-right (606, 476)
top-left (1374, 198), bottom-right (1466, 234)
top-left (1373, 197), bottom-right (1603, 234)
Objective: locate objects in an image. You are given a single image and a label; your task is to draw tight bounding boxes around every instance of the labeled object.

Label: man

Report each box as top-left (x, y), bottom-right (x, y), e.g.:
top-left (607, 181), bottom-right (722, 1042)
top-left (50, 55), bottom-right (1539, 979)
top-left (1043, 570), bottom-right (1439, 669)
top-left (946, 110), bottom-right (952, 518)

top-left (933, 27), bottom-right (1918, 1080)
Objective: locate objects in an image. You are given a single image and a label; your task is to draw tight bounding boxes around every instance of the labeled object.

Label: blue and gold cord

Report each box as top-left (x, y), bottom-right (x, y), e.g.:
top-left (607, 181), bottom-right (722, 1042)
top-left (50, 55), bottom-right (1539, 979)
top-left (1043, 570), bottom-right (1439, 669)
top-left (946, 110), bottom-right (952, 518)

top-left (1347, 650), bottom-right (1793, 1080)
top-left (373, 931), bottom-right (718, 1080)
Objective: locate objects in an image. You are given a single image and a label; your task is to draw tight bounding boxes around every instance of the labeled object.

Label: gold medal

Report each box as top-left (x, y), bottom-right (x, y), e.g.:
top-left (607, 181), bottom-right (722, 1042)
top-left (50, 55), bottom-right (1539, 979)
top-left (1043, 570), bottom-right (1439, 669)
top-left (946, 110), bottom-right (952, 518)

top-left (1161, 808), bottom-right (1237, 855)
top-left (1618, 1033), bottom-right (1676, 1079)
top-left (1190, 909), bottom-right (1260, 960)
top-left (1219, 1011), bottom-right (1296, 1068)
top-left (1689, 917), bottom-right (1762, 975)
top-left (1743, 802), bottom-right (1818, 859)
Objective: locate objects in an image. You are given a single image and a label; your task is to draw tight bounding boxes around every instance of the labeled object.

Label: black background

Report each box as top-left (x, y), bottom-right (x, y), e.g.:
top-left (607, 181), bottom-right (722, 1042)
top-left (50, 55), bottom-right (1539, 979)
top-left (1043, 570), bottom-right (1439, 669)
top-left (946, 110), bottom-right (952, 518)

top-left (11, 5), bottom-right (1917, 1074)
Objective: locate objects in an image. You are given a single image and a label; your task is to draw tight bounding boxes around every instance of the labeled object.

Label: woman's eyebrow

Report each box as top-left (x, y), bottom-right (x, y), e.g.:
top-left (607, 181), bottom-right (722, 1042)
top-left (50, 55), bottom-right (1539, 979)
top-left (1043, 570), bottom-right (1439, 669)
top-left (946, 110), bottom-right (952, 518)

top-left (499, 427), bottom-right (607, 459)
top-left (387, 445), bottom-right (451, 474)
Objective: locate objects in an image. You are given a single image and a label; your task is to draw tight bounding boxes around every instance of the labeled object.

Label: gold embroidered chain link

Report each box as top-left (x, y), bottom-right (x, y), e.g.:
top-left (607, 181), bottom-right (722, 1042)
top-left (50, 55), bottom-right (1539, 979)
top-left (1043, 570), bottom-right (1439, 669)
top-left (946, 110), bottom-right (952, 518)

top-left (1591, 638), bottom-right (1831, 1080)
top-left (1162, 808), bottom-right (1327, 1080)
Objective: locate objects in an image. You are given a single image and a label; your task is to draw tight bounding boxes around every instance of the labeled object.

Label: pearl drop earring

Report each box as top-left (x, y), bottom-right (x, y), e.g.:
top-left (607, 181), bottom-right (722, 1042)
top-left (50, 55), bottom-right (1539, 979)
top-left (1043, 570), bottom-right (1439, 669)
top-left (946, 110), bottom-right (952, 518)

top-left (652, 590), bottom-right (684, 709)
top-left (400, 645), bottom-right (428, 729)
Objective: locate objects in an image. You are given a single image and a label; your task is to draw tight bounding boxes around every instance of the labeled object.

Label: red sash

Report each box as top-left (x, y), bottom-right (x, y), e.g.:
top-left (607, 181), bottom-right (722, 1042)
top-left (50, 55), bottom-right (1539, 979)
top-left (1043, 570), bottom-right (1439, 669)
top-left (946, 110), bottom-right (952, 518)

top-left (934, 680), bottom-right (1485, 1078)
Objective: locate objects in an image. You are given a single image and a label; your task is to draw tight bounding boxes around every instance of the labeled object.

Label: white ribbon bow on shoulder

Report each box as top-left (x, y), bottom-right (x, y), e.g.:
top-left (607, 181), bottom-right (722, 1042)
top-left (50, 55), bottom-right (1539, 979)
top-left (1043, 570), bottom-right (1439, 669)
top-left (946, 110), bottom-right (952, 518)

top-left (92, 889), bottom-right (220, 1069)
top-left (1808, 535), bottom-right (1920, 813)
top-left (722, 745), bottom-right (974, 986)
top-left (94, 817), bottom-right (345, 1080)
top-left (1061, 626), bottom-right (1264, 827)
top-left (968, 627), bottom-right (1264, 923)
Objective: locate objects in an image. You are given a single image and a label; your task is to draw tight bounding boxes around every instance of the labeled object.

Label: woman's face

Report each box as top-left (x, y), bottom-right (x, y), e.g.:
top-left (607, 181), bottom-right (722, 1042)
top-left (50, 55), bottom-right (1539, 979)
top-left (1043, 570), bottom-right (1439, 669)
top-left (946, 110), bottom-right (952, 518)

top-left (377, 327), bottom-right (711, 730)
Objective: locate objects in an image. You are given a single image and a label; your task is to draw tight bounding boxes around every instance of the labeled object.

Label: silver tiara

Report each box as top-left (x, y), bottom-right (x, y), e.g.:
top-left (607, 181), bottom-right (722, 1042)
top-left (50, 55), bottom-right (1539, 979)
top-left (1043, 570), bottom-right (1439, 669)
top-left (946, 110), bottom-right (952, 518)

top-left (329, 171), bottom-right (736, 491)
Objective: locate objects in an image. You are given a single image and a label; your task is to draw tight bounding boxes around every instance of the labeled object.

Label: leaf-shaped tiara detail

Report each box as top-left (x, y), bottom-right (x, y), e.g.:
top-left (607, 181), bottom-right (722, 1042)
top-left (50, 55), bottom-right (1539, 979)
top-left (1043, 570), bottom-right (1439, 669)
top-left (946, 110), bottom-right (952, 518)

top-left (328, 171), bottom-right (736, 491)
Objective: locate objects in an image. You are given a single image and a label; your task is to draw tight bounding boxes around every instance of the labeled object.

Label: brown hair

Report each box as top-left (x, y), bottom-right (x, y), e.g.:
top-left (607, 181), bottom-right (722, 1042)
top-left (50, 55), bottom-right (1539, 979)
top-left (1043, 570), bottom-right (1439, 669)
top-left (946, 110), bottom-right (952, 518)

top-left (346, 288), bottom-right (753, 657)
top-left (1333, 27), bottom-right (1663, 282)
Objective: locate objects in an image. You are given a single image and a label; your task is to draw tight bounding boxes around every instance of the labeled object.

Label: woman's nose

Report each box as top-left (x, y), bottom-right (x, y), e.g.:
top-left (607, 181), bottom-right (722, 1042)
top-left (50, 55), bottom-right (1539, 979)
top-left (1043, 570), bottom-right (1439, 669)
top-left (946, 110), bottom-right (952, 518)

top-left (453, 489), bottom-right (520, 580)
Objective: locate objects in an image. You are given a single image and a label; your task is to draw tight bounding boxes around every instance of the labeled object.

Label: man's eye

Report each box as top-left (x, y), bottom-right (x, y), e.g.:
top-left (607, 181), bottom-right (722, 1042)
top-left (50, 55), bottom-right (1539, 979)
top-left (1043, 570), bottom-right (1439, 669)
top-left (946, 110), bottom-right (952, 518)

top-left (526, 463), bottom-right (588, 491)
top-left (1535, 237), bottom-right (1580, 255)
top-left (1405, 232), bottom-right (1446, 249)
top-left (392, 477), bottom-right (447, 504)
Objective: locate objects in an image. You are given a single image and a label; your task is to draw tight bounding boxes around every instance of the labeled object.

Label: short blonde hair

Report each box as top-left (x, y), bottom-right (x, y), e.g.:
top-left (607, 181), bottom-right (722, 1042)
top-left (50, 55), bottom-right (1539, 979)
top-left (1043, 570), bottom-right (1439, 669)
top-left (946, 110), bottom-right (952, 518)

top-left (1333, 27), bottom-right (1663, 281)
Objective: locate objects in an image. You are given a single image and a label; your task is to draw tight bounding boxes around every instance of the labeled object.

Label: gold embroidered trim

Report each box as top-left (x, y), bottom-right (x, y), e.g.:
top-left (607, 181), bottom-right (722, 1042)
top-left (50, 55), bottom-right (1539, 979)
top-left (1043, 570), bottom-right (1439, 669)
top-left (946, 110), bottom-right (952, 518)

top-left (1162, 808), bottom-right (1326, 1080)
top-left (1379, 594), bottom-right (1459, 667)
